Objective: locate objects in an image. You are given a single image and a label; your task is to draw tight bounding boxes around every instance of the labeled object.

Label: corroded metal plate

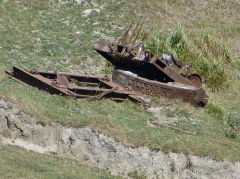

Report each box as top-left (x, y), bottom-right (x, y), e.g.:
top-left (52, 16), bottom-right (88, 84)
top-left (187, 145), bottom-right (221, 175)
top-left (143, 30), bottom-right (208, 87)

top-left (112, 69), bottom-right (208, 106)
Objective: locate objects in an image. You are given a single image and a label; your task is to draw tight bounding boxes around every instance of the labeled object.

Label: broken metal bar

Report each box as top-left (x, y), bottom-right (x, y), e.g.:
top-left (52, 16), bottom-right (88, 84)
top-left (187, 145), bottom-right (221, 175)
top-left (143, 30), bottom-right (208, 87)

top-left (141, 28), bottom-right (152, 41)
top-left (74, 81), bottom-right (99, 87)
top-left (133, 17), bottom-right (146, 45)
top-left (149, 119), bottom-right (196, 135)
top-left (68, 87), bottom-right (129, 96)
top-left (121, 21), bottom-right (134, 46)
top-left (88, 87), bottom-right (118, 101)
top-left (128, 17), bottom-right (142, 45)
top-left (99, 79), bottom-right (123, 89)
top-left (10, 66), bottom-right (77, 97)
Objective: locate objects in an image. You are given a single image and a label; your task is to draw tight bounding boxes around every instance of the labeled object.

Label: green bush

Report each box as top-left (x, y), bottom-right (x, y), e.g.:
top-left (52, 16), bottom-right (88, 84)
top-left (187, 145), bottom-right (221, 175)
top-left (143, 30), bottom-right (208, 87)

top-left (145, 32), bottom-right (169, 55)
top-left (194, 59), bottom-right (228, 91)
top-left (167, 24), bottom-right (189, 60)
top-left (226, 114), bottom-right (240, 138)
top-left (227, 114), bottom-right (240, 138)
top-left (196, 29), bottom-right (232, 63)
top-left (145, 25), bottom-right (233, 91)
top-left (227, 115), bottom-right (240, 128)
top-left (225, 130), bottom-right (237, 139)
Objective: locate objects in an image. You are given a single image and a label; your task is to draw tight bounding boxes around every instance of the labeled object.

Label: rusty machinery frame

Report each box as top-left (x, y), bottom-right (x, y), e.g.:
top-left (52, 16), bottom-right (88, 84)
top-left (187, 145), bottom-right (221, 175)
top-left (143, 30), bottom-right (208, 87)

top-left (6, 66), bottom-right (144, 104)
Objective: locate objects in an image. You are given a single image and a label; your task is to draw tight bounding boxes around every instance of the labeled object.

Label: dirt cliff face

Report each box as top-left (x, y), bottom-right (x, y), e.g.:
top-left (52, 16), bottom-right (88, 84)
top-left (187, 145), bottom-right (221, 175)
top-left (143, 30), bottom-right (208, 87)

top-left (0, 97), bottom-right (239, 178)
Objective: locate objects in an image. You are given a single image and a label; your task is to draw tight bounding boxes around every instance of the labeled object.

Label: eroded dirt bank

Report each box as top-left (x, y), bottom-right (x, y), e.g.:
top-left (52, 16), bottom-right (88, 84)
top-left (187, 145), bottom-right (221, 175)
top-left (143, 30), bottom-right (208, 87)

top-left (0, 97), bottom-right (239, 178)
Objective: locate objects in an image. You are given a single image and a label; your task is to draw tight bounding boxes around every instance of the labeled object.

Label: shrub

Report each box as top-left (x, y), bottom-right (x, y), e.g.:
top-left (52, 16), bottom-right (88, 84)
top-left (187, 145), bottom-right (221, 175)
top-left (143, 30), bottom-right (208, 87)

top-left (196, 29), bottom-right (232, 63)
top-left (225, 130), bottom-right (237, 139)
top-left (226, 114), bottom-right (240, 138)
top-left (167, 24), bottom-right (189, 60)
top-left (227, 115), bottom-right (240, 129)
top-left (194, 59), bottom-right (228, 91)
top-left (145, 31), bottom-right (169, 55)
top-left (145, 25), bottom-right (233, 91)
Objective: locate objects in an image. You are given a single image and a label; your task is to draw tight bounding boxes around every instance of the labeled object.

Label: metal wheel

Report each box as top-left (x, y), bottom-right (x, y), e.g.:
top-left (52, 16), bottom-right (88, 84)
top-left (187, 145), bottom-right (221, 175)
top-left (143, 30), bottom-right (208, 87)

top-left (188, 74), bottom-right (202, 88)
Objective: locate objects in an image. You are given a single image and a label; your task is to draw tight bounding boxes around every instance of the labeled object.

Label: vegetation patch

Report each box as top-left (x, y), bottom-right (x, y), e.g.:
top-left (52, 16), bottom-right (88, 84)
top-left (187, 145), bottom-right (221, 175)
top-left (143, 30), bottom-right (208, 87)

top-left (225, 114), bottom-right (240, 139)
top-left (170, 161), bottom-right (176, 172)
top-left (128, 170), bottom-right (146, 179)
top-left (0, 144), bottom-right (118, 179)
top-left (205, 103), bottom-right (224, 121)
top-left (163, 107), bottom-right (190, 120)
top-left (145, 25), bottom-right (233, 91)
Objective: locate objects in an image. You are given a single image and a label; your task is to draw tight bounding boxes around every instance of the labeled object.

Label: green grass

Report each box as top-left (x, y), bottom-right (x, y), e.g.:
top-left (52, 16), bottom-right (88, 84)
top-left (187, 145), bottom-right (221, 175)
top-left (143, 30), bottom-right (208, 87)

top-left (128, 170), bottom-right (146, 179)
top-left (0, 0), bottom-right (134, 72)
top-left (0, 143), bottom-right (118, 179)
top-left (0, 0), bottom-right (240, 163)
top-left (225, 114), bottom-right (240, 139)
top-left (205, 102), bottom-right (224, 121)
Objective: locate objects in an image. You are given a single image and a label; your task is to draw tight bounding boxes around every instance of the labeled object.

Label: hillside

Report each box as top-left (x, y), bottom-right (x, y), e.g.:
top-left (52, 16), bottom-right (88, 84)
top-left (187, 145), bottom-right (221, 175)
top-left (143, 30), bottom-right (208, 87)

top-left (0, 0), bottom-right (240, 178)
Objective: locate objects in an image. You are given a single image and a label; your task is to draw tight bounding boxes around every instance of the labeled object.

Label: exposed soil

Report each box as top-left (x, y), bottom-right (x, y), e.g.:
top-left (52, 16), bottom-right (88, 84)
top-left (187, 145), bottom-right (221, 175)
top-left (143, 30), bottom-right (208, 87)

top-left (0, 97), bottom-right (239, 178)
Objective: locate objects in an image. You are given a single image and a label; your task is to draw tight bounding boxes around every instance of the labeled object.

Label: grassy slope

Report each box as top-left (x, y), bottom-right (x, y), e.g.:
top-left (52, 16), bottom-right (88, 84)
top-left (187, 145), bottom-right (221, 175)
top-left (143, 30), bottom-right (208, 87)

top-left (0, 0), bottom-right (239, 162)
top-left (0, 143), bottom-right (119, 179)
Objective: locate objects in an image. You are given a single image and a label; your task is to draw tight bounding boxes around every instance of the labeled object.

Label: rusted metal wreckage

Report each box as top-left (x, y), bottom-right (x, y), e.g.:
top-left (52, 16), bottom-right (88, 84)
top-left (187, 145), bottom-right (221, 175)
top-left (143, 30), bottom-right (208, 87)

top-left (6, 18), bottom-right (208, 107)
top-left (6, 66), bottom-right (143, 104)
top-left (94, 18), bottom-right (208, 106)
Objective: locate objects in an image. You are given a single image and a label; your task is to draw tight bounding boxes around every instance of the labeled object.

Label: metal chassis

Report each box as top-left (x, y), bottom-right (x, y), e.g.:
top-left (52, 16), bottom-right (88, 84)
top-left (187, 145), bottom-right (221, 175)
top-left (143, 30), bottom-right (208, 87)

top-left (5, 66), bottom-right (144, 104)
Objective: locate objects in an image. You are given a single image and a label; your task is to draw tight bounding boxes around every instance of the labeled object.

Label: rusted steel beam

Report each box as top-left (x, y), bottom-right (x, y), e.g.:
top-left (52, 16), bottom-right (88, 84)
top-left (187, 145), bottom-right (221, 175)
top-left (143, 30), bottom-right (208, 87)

top-left (121, 21), bottom-right (134, 46)
top-left (10, 66), bottom-right (77, 97)
top-left (69, 87), bottom-right (129, 96)
top-left (133, 17), bottom-right (146, 45)
top-left (141, 28), bottom-right (151, 41)
top-left (128, 17), bottom-right (141, 45)
top-left (88, 87), bottom-right (118, 101)
top-left (153, 63), bottom-right (193, 86)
